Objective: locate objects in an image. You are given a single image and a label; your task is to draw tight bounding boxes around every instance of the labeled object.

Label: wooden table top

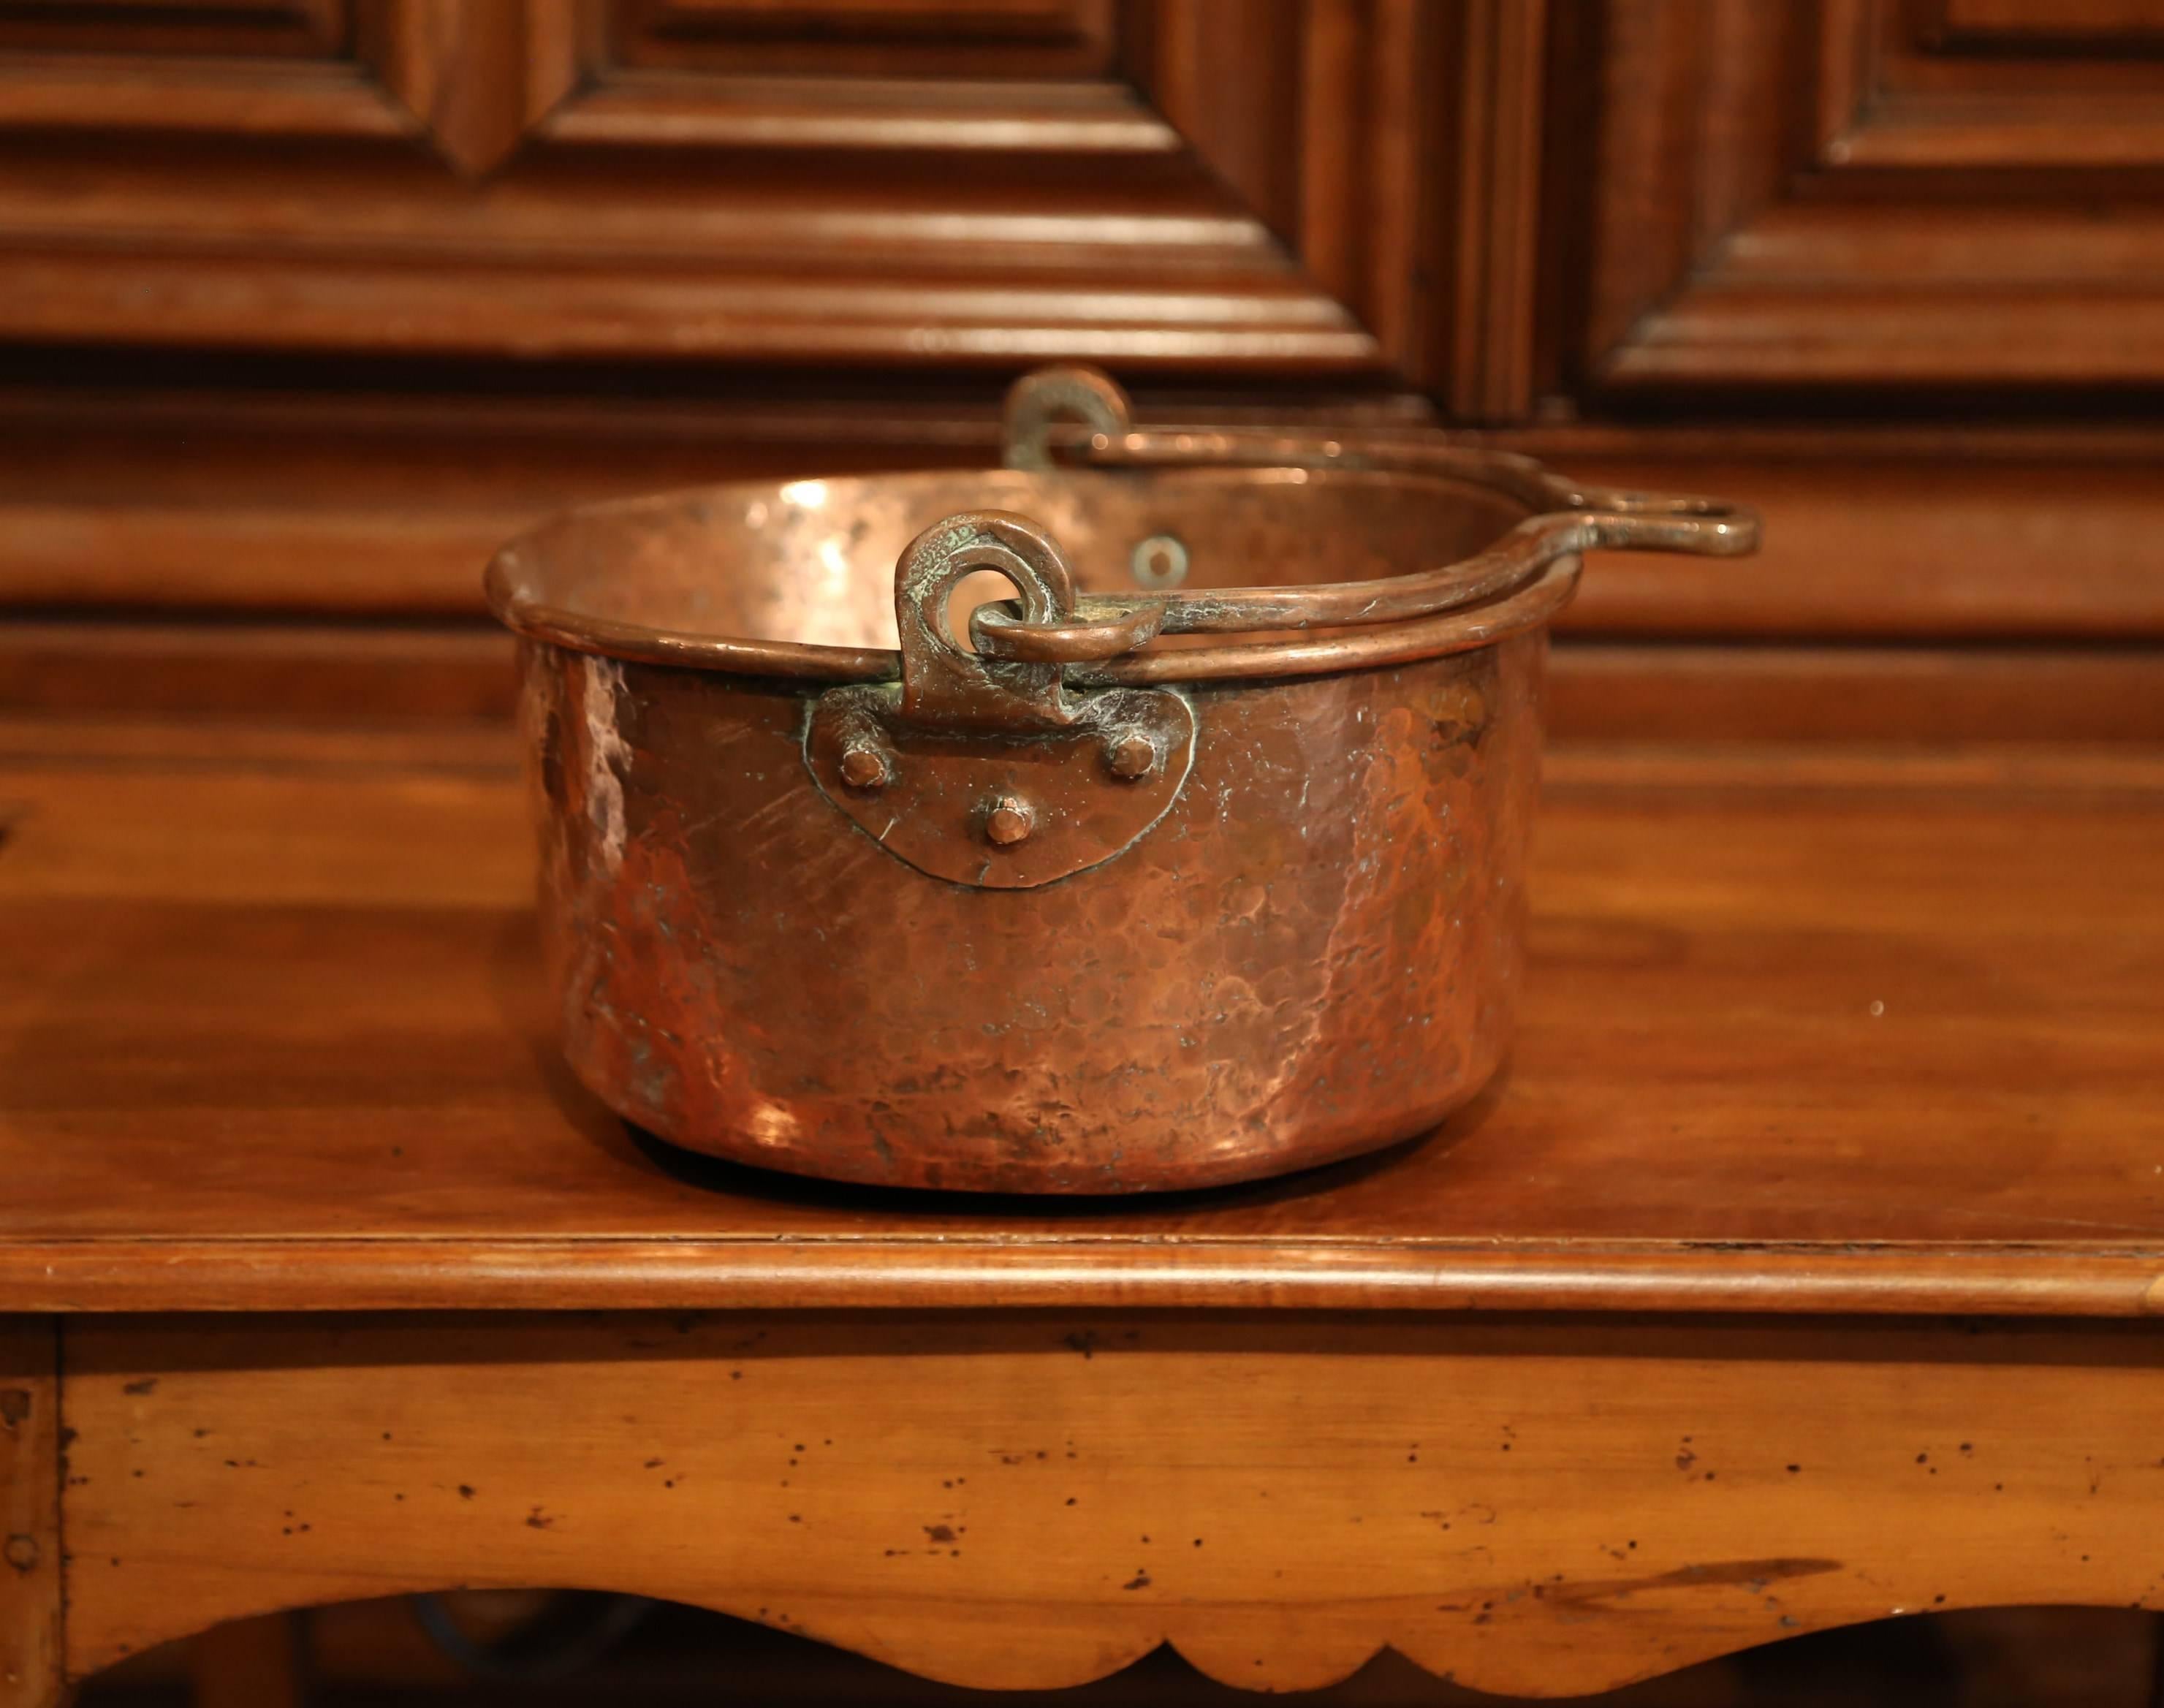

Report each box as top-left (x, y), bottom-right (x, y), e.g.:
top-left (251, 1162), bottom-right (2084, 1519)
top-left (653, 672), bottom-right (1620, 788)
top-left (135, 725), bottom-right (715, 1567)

top-left (4, 718), bottom-right (2162, 1318)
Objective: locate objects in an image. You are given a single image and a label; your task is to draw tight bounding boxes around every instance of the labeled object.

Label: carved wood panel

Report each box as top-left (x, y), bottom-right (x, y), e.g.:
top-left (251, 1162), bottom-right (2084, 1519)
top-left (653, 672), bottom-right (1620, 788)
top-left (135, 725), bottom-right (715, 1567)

top-left (0, 0), bottom-right (345, 55)
top-left (612, 0), bottom-right (1120, 76)
top-left (1934, 0), bottom-right (2164, 42)
top-left (1822, 0), bottom-right (2164, 167)
top-left (1571, 0), bottom-right (2164, 389)
top-left (0, 0), bottom-right (1536, 401)
top-left (4, 0), bottom-right (2158, 726)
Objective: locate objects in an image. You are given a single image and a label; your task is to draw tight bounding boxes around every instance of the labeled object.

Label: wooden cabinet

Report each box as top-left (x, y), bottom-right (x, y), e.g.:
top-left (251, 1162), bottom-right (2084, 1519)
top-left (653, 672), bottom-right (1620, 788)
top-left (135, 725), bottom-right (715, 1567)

top-left (5, 19), bottom-right (2164, 1702)
top-left (0, 1), bottom-right (1475, 376)
top-left (1569, 0), bottom-right (2164, 389)
top-left (1, 0), bottom-right (2160, 740)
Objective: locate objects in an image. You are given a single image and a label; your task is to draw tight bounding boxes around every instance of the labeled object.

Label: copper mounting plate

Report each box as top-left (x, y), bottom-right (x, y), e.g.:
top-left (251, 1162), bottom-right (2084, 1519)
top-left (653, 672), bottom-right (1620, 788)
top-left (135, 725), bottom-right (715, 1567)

top-left (804, 681), bottom-right (1195, 889)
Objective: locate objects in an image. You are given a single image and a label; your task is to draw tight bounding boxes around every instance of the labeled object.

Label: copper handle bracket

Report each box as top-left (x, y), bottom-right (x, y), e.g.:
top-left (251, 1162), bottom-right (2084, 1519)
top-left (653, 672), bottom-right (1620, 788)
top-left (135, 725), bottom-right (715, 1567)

top-left (804, 511), bottom-right (1196, 890)
top-left (1001, 365), bottom-right (1131, 471)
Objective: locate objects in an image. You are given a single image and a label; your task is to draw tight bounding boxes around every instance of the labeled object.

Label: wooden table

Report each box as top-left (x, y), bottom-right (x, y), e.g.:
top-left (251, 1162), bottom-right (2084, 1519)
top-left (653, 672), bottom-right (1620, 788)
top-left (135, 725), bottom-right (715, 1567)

top-left (4, 719), bottom-right (2163, 1705)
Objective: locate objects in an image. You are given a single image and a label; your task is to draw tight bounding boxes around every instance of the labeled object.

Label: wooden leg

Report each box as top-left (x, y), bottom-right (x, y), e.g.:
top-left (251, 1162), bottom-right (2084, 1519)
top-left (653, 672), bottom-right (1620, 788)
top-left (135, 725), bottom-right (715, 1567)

top-left (0, 1320), bottom-right (60, 1708)
top-left (189, 1613), bottom-right (301, 1708)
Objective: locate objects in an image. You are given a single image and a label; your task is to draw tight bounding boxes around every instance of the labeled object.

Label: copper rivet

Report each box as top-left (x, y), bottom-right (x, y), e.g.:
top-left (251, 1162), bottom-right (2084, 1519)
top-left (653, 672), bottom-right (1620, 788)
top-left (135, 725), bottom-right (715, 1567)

top-left (1107, 732), bottom-right (1158, 780)
top-left (838, 743), bottom-right (889, 791)
top-left (984, 795), bottom-right (1036, 846)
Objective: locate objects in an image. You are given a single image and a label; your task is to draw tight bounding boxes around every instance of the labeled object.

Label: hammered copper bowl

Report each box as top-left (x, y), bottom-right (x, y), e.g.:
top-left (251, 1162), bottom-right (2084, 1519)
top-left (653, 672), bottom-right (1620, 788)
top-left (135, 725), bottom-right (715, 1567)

top-left (487, 368), bottom-right (1755, 1193)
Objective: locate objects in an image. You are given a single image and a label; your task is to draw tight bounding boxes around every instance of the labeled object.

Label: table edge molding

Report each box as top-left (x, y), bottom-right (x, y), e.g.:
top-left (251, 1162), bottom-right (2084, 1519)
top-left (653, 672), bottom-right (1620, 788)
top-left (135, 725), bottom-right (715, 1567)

top-left (4, 1238), bottom-right (2162, 1317)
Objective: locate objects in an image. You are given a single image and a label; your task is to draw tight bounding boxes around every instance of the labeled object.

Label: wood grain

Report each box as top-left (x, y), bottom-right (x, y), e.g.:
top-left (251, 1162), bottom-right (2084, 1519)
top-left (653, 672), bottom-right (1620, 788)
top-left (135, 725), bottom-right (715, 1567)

top-left (1, 729), bottom-right (2161, 1314)
top-left (57, 1311), bottom-right (2164, 1694)
top-left (0, 0), bottom-right (343, 56)
top-left (0, 53), bottom-right (405, 135)
top-left (0, 0), bottom-right (1527, 391)
top-left (0, 1321), bottom-right (58, 1708)
top-left (10, 388), bottom-right (2163, 641)
top-left (614, 0), bottom-right (1120, 78)
top-left (9, 368), bottom-right (2164, 743)
top-left (0, 1), bottom-right (1427, 377)
top-left (1821, 0), bottom-right (2164, 168)
top-left (1497, 423), bottom-right (2164, 642)
top-left (1573, 0), bottom-right (2164, 387)
top-left (0, 622), bottom-right (517, 724)
top-left (1547, 642), bottom-right (2164, 744)
top-left (1435, 0), bottom-right (1547, 418)
top-left (359, 0), bottom-right (593, 176)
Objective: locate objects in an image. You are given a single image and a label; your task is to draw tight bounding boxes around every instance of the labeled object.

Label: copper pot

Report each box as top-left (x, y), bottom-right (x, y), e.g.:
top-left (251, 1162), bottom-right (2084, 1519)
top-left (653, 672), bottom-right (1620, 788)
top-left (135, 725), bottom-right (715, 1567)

top-left (487, 368), bottom-right (1757, 1193)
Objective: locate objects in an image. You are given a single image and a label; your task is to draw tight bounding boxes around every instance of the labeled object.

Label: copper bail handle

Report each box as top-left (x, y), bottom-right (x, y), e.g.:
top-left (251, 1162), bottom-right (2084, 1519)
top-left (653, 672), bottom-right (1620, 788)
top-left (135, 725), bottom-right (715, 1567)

top-left (987, 365), bottom-right (1760, 667)
top-left (1539, 479), bottom-right (1761, 558)
top-left (1004, 361), bottom-right (1759, 561)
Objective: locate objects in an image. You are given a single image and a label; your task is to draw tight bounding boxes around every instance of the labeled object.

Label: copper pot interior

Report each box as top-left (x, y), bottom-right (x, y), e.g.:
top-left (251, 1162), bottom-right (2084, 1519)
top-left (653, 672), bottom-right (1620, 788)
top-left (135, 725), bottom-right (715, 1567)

top-left (515, 466), bottom-right (1533, 658)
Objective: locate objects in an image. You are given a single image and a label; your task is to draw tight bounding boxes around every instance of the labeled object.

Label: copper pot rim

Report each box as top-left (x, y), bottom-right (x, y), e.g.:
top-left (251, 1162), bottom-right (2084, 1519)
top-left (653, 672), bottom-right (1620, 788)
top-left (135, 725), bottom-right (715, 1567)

top-left (485, 365), bottom-right (1756, 688)
top-left (483, 460), bottom-right (1600, 688)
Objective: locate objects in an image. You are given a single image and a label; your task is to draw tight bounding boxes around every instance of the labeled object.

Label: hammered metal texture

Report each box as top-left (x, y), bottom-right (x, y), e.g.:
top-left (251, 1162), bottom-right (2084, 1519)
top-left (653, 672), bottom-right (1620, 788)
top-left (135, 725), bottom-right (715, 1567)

top-left (497, 392), bottom-right (1755, 1193)
top-left (523, 631), bottom-right (1540, 1193)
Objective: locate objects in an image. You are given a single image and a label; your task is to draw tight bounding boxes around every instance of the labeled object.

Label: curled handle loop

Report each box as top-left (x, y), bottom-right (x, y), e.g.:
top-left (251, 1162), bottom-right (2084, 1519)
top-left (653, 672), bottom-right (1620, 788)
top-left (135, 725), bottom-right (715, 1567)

top-left (893, 510), bottom-right (1082, 728)
top-left (1001, 365), bottom-right (1134, 471)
